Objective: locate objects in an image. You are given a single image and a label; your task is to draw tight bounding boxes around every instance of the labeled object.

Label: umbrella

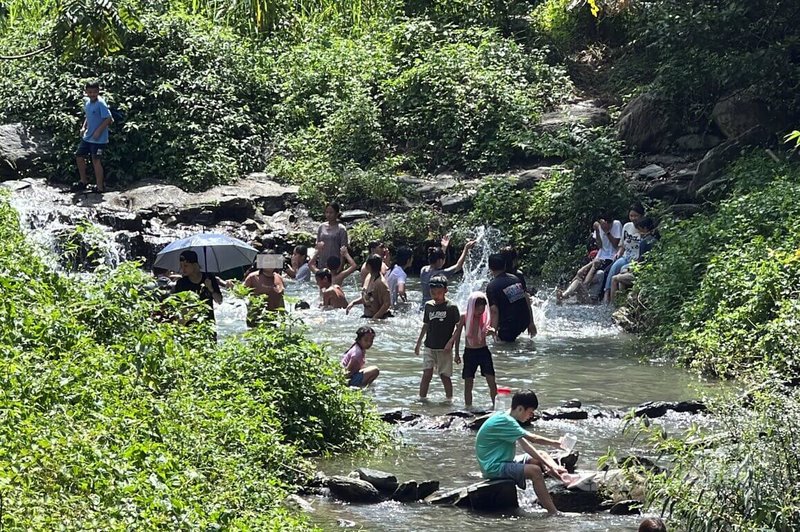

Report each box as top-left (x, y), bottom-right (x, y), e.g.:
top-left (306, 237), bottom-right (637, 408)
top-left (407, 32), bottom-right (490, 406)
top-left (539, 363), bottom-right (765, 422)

top-left (154, 233), bottom-right (258, 273)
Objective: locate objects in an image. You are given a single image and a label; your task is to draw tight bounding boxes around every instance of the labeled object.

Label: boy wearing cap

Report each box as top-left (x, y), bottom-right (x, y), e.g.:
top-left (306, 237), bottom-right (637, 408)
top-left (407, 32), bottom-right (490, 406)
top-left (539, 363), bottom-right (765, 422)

top-left (414, 275), bottom-right (461, 402)
top-left (172, 250), bottom-right (222, 322)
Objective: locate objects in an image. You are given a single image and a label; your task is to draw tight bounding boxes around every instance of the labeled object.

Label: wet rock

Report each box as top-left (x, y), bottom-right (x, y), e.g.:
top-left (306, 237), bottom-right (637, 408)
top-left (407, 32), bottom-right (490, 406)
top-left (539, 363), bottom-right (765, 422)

top-left (337, 519), bottom-right (357, 528)
top-left (415, 177), bottom-right (458, 198)
top-left (609, 499), bottom-right (641, 515)
top-left (391, 481), bottom-right (418, 502)
top-left (440, 193), bottom-right (473, 213)
top-left (553, 451), bottom-right (579, 474)
top-left (634, 401), bottom-right (670, 419)
top-left (445, 410), bottom-right (475, 418)
top-left (425, 486), bottom-right (469, 506)
top-left (282, 494), bottom-right (315, 513)
top-left (308, 471), bottom-right (328, 488)
top-left (541, 407), bottom-right (589, 421)
top-left (538, 100), bottom-right (610, 133)
top-left (468, 413), bottom-right (493, 431)
top-left (326, 476), bottom-right (382, 504)
top-left (617, 93), bottom-right (673, 153)
top-left (417, 480), bottom-right (440, 500)
top-left (549, 484), bottom-right (603, 513)
top-left (673, 400), bottom-right (706, 414)
top-left (0, 123), bottom-right (53, 180)
top-left (560, 399), bottom-right (582, 409)
top-left (357, 468), bottom-right (398, 494)
top-left (467, 479), bottom-right (519, 512)
top-left (380, 409), bottom-right (403, 424)
top-left (637, 164), bottom-right (667, 180)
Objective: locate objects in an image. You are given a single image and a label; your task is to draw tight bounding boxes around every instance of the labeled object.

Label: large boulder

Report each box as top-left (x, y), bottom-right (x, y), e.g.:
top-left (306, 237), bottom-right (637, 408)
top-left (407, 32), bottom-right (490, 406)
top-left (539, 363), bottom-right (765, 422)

top-left (326, 476), bottom-right (382, 504)
top-left (0, 123), bottom-right (53, 180)
top-left (689, 126), bottom-right (765, 197)
top-left (391, 481), bottom-right (419, 502)
top-left (712, 95), bottom-right (786, 140)
top-left (616, 94), bottom-right (673, 153)
top-left (549, 484), bottom-right (603, 513)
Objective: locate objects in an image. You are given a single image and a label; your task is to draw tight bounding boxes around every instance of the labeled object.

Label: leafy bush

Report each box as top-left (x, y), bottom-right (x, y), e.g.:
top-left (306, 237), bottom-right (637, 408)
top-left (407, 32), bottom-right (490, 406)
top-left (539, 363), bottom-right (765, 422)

top-left (401, 0), bottom-right (535, 33)
top-left (383, 25), bottom-right (572, 172)
top-left (468, 126), bottom-right (632, 279)
top-left (634, 154), bottom-right (800, 378)
top-left (0, 193), bottom-right (385, 528)
top-left (0, 9), bottom-right (275, 190)
top-left (633, 386), bottom-right (800, 530)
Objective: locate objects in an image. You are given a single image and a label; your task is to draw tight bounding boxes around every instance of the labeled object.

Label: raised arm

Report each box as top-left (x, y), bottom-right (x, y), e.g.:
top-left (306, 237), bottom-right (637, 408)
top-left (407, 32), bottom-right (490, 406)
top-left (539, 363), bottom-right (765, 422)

top-left (443, 239), bottom-right (476, 274)
top-left (337, 246), bottom-right (358, 282)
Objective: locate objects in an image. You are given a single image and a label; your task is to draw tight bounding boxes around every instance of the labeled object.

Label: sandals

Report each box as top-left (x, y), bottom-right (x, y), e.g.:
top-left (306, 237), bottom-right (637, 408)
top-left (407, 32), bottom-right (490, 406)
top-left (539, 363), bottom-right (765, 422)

top-left (70, 181), bottom-right (89, 192)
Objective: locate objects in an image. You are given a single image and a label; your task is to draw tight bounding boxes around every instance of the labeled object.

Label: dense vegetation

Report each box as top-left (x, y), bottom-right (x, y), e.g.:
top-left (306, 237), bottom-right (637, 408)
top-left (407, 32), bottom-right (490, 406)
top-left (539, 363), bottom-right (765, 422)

top-left (0, 193), bottom-right (385, 528)
top-left (3, 0), bottom-right (800, 529)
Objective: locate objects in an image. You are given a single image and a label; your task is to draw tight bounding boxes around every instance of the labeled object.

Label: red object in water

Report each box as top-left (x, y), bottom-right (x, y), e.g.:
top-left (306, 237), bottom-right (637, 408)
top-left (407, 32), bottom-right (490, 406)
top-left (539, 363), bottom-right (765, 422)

top-left (496, 386), bottom-right (512, 394)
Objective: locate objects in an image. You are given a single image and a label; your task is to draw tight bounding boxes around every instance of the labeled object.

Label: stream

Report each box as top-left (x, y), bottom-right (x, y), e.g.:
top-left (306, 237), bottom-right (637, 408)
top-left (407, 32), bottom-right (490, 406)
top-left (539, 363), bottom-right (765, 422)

top-left (7, 188), bottom-right (714, 531)
top-left (215, 236), bottom-right (715, 531)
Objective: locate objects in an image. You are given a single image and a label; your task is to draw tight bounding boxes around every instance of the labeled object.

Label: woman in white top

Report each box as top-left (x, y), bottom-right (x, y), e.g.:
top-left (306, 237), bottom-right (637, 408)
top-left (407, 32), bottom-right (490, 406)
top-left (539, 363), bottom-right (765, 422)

top-left (387, 247), bottom-right (413, 306)
top-left (603, 203), bottom-right (645, 303)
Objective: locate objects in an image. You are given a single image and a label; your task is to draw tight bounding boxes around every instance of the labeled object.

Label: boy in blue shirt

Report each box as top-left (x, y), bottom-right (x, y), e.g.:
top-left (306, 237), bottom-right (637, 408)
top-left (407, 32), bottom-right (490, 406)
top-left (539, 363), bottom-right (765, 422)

top-left (74, 80), bottom-right (113, 193)
top-left (475, 389), bottom-right (574, 515)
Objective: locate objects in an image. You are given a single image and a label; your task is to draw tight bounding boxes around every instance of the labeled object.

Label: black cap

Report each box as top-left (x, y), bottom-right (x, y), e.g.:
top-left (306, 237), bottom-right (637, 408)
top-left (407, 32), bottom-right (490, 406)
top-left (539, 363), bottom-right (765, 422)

top-left (179, 250), bottom-right (198, 263)
top-left (429, 275), bottom-right (448, 288)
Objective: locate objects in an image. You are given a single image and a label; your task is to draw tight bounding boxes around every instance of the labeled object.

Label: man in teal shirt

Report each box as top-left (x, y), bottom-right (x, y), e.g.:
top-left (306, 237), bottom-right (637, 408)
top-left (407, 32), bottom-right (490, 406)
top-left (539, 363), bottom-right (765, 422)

top-left (475, 389), bottom-right (574, 515)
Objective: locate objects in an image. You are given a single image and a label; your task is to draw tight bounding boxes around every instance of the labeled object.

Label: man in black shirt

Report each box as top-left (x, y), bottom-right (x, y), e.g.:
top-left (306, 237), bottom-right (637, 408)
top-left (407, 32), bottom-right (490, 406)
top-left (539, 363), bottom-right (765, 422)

top-left (486, 253), bottom-right (536, 342)
top-left (172, 250), bottom-right (222, 322)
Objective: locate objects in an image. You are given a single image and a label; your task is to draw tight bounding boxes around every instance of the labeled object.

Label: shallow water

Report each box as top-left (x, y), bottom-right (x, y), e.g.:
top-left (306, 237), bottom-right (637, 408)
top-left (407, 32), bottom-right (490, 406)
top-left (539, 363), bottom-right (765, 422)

top-left (216, 274), bottom-right (715, 531)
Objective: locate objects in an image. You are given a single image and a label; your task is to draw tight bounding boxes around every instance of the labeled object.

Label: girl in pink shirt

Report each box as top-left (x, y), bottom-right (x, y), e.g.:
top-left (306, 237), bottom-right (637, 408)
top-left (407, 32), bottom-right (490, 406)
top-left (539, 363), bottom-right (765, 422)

top-left (341, 326), bottom-right (380, 388)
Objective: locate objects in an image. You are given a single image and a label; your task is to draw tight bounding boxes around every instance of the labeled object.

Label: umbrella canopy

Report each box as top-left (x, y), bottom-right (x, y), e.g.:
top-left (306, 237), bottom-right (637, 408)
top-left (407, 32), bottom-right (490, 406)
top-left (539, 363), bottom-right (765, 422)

top-left (154, 233), bottom-right (258, 273)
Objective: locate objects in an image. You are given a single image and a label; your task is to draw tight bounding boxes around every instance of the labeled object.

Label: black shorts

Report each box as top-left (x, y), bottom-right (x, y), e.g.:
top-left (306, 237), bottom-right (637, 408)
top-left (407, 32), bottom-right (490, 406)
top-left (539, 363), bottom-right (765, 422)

top-left (462, 346), bottom-right (495, 379)
top-left (75, 140), bottom-right (107, 158)
top-left (497, 325), bottom-right (526, 342)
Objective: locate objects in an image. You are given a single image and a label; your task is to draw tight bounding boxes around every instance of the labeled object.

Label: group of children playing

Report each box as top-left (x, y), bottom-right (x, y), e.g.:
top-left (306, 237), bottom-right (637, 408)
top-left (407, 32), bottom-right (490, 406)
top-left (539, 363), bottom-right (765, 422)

top-left (342, 275), bottom-right (498, 409)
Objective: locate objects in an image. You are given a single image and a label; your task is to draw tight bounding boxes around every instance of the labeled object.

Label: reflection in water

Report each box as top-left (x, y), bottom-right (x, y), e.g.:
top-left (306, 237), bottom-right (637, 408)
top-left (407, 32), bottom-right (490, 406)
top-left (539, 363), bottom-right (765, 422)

top-left (214, 251), bottom-right (713, 531)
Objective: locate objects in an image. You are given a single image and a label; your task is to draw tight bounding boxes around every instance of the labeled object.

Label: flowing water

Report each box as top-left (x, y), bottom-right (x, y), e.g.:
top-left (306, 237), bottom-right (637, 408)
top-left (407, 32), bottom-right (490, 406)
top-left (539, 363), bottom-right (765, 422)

top-left (6, 188), bottom-right (713, 531)
top-left (213, 233), bottom-right (716, 531)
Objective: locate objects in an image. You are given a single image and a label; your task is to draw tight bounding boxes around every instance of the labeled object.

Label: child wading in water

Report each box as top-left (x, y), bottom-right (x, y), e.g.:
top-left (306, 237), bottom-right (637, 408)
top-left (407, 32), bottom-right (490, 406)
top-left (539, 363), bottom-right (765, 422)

top-left (452, 292), bottom-right (498, 409)
top-left (341, 326), bottom-right (380, 388)
top-left (414, 275), bottom-right (460, 402)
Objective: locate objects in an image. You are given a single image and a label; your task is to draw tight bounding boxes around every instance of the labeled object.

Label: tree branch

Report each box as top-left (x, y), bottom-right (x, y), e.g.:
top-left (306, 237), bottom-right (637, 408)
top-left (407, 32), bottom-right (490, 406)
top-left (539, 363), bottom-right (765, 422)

top-left (0, 43), bottom-right (52, 60)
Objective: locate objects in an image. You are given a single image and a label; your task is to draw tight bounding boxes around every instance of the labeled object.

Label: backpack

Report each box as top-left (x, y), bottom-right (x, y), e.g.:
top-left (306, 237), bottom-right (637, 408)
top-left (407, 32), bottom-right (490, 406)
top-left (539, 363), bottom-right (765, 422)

top-left (109, 106), bottom-right (126, 125)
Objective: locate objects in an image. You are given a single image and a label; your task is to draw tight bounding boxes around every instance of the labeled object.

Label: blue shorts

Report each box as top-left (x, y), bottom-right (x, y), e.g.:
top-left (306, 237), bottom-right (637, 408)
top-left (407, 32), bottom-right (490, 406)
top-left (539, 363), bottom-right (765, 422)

top-left (348, 372), bottom-right (365, 387)
top-left (497, 454), bottom-right (532, 489)
top-left (75, 140), bottom-right (107, 158)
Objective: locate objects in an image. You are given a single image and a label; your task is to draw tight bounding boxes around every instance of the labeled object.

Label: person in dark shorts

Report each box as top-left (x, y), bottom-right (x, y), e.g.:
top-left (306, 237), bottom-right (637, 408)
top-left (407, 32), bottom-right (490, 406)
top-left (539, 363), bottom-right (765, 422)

top-left (74, 80), bottom-right (113, 193)
top-left (486, 253), bottom-right (536, 342)
top-left (451, 291), bottom-right (498, 409)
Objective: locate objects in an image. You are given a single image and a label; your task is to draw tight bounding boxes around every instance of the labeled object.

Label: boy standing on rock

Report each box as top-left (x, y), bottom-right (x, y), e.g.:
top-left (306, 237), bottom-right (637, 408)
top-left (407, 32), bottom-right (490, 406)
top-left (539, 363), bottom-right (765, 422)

top-left (74, 80), bottom-right (113, 193)
top-left (475, 389), bottom-right (575, 516)
top-left (415, 275), bottom-right (460, 403)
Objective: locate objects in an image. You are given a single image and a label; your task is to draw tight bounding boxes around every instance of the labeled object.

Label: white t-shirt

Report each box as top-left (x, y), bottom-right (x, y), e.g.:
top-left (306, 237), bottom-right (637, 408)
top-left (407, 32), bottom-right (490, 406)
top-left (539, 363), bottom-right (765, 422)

top-left (387, 265), bottom-right (407, 305)
top-left (620, 222), bottom-right (641, 260)
top-left (594, 220), bottom-right (623, 261)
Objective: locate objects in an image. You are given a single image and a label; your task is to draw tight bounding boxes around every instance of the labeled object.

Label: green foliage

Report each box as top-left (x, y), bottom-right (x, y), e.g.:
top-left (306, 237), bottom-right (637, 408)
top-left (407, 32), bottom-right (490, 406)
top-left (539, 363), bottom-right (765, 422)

top-left (614, 0), bottom-right (800, 125)
top-left (401, 0), bottom-right (535, 33)
top-left (383, 25), bottom-right (572, 172)
top-left (634, 154), bottom-right (800, 378)
top-left (0, 9), bottom-right (274, 190)
top-left (632, 387), bottom-right (800, 530)
top-left (0, 193), bottom-right (385, 528)
top-left (468, 126), bottom-right (632, 279)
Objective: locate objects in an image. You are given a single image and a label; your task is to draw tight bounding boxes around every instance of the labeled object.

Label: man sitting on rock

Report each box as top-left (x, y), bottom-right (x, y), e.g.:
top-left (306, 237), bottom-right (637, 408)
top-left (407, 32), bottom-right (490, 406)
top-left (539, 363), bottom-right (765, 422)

top-left (474, 389), bottom-right (575, 516)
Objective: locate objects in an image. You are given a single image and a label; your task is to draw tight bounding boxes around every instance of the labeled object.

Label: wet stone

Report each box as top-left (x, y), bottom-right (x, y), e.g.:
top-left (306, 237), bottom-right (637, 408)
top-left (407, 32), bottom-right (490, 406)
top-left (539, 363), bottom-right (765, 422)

top-left (637, 164), bottom-right (667, 180)
top-left (425, 486), bottom-right (468, 506)
top-left (391, 481), bottom-right (418, 502)
top-left (541, 407), bottom-right (589, 421)
top-left (467, 413), bottom-right (493, 431)
top-left (327, 476), bottom-right (382, 504)
top-left (634, 401), bottom-right (670, 419)
top-left (417, 480), bottom-right (440, 500)
top-left (553, 450), bottom-right (579, 474)
top-left (467, 479), bottom-right (519, 512)
top-left (561, 399), bottom-right (582, 409)
top-left (549, 484), bottom-right (603, 513)
top-left (610, 499), bottom-right (641, 515)
top-left (357, 468), bottom-right (398, 494)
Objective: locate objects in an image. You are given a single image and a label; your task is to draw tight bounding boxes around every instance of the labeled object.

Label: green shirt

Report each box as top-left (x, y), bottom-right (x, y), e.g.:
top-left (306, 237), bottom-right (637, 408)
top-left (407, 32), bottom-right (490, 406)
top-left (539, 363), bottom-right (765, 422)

top-left (475, 412), bottom-right (527, 477)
